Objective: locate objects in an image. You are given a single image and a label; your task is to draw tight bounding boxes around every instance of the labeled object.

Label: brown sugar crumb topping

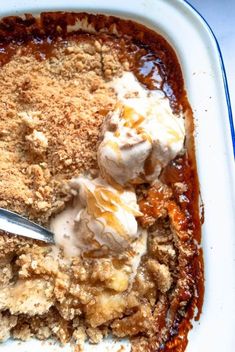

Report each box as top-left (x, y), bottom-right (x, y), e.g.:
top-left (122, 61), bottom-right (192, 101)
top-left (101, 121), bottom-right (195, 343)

top-left (0, 37), bottom-right (125, 222)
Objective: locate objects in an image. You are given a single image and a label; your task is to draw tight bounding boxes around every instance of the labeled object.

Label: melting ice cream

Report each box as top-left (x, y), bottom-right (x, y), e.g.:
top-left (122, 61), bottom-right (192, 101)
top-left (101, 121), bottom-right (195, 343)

top-left (51, 175), bottom-right (142, 256)
top-left (98, 71), bottom-right (185, 185)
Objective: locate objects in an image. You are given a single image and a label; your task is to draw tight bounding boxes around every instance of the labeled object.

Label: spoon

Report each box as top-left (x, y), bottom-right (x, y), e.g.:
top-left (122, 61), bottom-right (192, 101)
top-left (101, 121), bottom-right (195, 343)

top-left (0, 208), bottom-right (55, 244)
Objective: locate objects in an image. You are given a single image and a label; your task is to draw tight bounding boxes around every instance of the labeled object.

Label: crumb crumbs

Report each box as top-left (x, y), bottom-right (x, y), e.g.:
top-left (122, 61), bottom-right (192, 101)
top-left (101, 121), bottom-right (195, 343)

top-left (0, 37), bottom-right (123, 223)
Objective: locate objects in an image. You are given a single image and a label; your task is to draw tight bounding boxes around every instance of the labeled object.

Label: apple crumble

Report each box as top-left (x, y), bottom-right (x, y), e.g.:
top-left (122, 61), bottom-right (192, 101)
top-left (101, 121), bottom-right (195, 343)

top-left (0, 13), bottom-right (204, 352)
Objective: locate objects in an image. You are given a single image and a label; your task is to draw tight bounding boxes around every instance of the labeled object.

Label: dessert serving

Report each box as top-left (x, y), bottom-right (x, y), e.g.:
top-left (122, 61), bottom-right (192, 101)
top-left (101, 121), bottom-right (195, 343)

top-left (0, 12), bottom-right (204, 352)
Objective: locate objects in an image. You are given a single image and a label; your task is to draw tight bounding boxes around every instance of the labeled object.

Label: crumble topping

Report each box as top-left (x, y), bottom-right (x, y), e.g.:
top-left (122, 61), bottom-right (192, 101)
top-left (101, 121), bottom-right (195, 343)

top-left (0, 37), bottom-right (124, 222)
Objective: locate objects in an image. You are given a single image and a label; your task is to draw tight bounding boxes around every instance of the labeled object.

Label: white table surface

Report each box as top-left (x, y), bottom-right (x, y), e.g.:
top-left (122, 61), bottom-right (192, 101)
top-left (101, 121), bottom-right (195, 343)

top-left (189, 0), bottom-right (235, 136)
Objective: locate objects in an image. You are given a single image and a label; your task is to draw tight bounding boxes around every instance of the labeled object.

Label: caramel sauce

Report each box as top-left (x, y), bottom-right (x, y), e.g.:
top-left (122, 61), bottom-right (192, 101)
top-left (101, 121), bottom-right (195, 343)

top-left (86, 187), bottom-right (126, 238)
top-left (122, 106), bottom-right (145, 130)
top-left (105, 140), bottom-right (122, 160)
top-left (0, 12), bottom-right (204, 352)
top-left (85, 185), bottom-right (140, 239)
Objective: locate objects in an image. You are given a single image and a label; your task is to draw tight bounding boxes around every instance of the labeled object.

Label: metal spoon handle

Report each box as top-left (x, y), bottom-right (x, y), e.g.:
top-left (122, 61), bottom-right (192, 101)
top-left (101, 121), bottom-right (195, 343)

top-left (0, 208), bottom-right (55, 244)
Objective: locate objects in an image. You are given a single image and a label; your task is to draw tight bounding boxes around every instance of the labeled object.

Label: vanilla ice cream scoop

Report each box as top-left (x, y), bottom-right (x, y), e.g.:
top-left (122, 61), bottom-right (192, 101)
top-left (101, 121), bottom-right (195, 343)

top-left (98, 72), bottom-right (185, 185)
top-left (98, 106), bottom-right (152, 185)
top-left (51, 175), bottom-right (142, 256)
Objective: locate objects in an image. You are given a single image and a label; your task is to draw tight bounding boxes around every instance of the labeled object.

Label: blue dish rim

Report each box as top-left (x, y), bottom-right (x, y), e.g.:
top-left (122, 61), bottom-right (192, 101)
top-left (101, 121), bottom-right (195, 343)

top-left (184, 0), bottom-right (235, 158)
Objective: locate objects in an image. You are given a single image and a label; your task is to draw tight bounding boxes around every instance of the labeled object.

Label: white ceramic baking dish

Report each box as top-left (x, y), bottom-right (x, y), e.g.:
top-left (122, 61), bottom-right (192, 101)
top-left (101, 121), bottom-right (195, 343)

top-left (1, 0), bottom-right (235, 351)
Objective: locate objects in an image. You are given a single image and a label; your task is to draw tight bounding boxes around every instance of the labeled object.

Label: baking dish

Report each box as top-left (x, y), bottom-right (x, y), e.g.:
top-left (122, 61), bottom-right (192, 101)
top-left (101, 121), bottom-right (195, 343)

top-left (1, 0), bottom-right (235, 351)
